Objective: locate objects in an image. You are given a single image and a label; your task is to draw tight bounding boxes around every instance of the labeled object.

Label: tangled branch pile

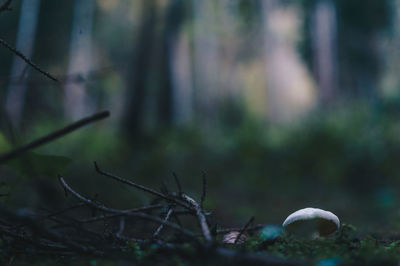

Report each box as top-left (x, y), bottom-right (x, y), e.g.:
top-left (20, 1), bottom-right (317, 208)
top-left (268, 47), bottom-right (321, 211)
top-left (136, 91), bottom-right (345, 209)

top-left (0, 162), bottom-right (296, 265)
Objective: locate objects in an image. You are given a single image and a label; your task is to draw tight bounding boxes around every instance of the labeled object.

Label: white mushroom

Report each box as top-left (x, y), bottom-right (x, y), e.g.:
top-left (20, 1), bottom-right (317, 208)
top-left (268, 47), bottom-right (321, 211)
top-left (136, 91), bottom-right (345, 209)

top-left (282, 208), bottom-right (340, 237)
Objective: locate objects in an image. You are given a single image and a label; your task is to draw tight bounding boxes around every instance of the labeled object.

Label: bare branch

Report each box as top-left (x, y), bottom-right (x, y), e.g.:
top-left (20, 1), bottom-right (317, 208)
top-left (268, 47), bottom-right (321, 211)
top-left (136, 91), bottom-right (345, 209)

top-left (116, 217), bottom-right (125, 238)
top-left (181, 194), bottom-right (212, 244)
top-left (153, 207), bottom-right (174, 238)
top-left (0, 205), bottom-right (96, 254)
top-left (201, 171), bottom-right (207, 209)
top-left (235, 216), bottom-right (255, 244)
top-left (0, 110), bottom-right (110, 163)
top-left (172, 172), bottom-right (182, 195)
top-left (94, 162), bottom-right (192, 210)
top-left (79, 204), bottom-right (164, 224)
top-left (0, 38), bottom-right (57, 81)
top-left (58, 176), bottom-right (195, 240)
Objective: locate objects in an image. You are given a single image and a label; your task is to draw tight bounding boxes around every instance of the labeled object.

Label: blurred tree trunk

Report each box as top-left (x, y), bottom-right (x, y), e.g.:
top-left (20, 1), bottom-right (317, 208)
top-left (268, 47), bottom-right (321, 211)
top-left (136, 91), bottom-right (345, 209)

top-left (63, 0), bottom-right (95, 120)
top-left (157, 0), bottom-right (186, 127)
top-left (218, 0), bottom-right (241, 99)
top-left (5, 0), bottom-right (41, 127)
top-left (335, 0), bottom-right (390, 99)
top-left (170, 29), bottom-right (193, 125)
top-left (192, 0), bottom-right (221, 124)
top-left (311, 0), bottom-right (338, 104)
top-left (123, 0), bottom-right (157, 135)
top-left (262, 0), bottom-right (315, 122)
top-left (381, 0), bottom-right (400, 96)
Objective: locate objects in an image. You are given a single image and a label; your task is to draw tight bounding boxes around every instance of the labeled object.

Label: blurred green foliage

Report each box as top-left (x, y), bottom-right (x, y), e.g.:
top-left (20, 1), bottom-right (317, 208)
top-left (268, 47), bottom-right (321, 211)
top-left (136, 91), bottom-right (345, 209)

top-left (3, 98), bottom-right (400, 228)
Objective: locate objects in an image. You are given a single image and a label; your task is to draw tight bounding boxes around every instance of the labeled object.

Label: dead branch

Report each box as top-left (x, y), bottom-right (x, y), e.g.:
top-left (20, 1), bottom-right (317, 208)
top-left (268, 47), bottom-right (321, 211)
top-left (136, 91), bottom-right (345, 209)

top-left (181, 194), bottom-right (212, 244)
top-left (201, 171), bottom-right (207, 209)
top-left (0, 110), bottom-right (110, 163)
top-left (58, 176), bottom-right (195, 240)
top-left (94, 162), bottom-right (193, 210)
top-left (235, 216), bottom-right (255, 244)
top-left (153, 207), bottom-right (174, 238)
top-left (78, 204), bottom-right (164, 224)
top-left (0, 163), bottom-right (299, 266)
top-left (172, 172), bottom-right (182, 196)
top-left (0, 38), bottom-right (58, 81)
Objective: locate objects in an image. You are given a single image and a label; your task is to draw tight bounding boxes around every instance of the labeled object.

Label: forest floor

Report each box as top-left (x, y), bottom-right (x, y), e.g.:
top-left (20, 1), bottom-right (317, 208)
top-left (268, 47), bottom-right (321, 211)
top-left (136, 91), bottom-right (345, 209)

top-left (3, 224), bottom-right (400, 265)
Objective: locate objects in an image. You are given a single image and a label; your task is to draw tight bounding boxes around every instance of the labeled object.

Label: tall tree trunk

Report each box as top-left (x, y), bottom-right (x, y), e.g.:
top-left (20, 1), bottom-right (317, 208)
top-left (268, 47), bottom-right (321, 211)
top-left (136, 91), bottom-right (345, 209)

top-left (262, 0), bottom-right (315, 122)
top-left (5, 0), bottom-right (41, 127)
top-left (381, 0), bottom-right (400, 96)
top-left (311, 0), bottom-right (338, 104)
top-left (63, 0), bottom-right (95, 120)
top-left (217, 0), bottom-right (240, 99)
top-left (123, 0), bottom-right (157, 135)
top-left (157, 0), bottom-right (185, 127)
top-left (192, 0), bottom-right (221, 124)
top-left (170, 30), bottom-right (193, 125)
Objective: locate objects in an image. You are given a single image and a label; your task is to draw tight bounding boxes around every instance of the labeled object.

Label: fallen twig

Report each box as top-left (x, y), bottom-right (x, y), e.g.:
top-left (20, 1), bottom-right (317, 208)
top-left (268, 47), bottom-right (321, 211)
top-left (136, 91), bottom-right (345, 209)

top-left (235, 216), bottom-right (255, 244)
top-left (0, 110), bottom-right (110, 163)
top-left (94, 162), bottom-right (192, 210)
top-left (181, 194), bottom-right (212, 244)
top-left (153, 207), bottom-right (174, 238)
top-left (201, 171), bottom-right (207, 209)
top-left (58, 176), bottom-right (195, 240)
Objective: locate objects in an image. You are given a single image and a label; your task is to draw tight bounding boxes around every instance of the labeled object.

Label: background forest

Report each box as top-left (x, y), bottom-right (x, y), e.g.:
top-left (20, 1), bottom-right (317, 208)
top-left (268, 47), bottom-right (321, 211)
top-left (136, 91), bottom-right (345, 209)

top-left (1, 0), bottom-right (400, 262)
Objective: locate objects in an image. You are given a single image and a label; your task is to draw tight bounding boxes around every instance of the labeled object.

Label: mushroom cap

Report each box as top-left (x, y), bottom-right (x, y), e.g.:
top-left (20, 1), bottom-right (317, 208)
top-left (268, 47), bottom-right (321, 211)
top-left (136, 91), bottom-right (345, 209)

top-left (282, 208), bottom-right (340, 237)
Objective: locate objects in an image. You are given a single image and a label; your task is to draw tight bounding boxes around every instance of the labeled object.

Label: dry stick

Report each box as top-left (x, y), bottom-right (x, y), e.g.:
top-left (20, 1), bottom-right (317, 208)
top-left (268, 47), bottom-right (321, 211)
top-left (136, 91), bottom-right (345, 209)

top-left (181, 194), bottom-right (212, 244)
top-left (0, 205), bottom-right (95, 254)
top-left (8, 203), bottom-right (89, 231)
top-left (116, 217), bottom-right (125, 238)
top-left (172, 172), bottom-right (182, 196)
top-left (58, 176), bottom-right (195, 240)
top-left (0, 0), bottom-right (12, 12)
top-left (45, 215), bottom-right (104, 241)
top-left (200, 171), bottom-right (207, 209)
top-left (234, 216), bottom-right (255, 244)
top-left (79, 204), bottom-right (164, 224)
top-left (94, 162), bottom-right (192, 210)
top-left (153, 207), bottom-right (174, 238)
top-left (40, 203), bottom-right (87, 220)
top-left (0, 38), bottom-right (58, 81)
top-left (0, 110), bottom-right (110, 163)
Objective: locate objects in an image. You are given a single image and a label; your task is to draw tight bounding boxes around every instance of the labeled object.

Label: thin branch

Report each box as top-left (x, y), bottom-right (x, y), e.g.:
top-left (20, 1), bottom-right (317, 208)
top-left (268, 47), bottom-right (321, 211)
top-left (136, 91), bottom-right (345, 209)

top-left (0, 110), bottom-right (110, 163)
top-left (201, 171), bottom-right (207, 209)
top-left (181, 194), bottom-right (212, 244)
top-left (153, 207), bottom-right (174, 238)
top-left (94, 162), bottom-right (192, 210)
top-left (0, 0), bottom-right (12, 13)
top-left (40, 203), bottom-right (87, 220)
top-left (79, 204), bottom-right (164, 224)
top-left (0, 38), bottom-right (57, 81)
top-left (58, 176), bottom-right (195, 240)
top-left (172, 172), bottom-right (182, 196)
top-left (0, 205), bottom-right (96, 254)
top-left (235, 216), bottom-right (255, 244)
top-left (116, 217), bottom-right (125, 238)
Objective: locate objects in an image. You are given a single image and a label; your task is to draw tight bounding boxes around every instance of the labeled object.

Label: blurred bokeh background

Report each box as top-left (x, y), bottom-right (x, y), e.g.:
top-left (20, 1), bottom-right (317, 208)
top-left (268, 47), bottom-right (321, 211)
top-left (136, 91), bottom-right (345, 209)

top-left (1, 0), bottom-right (400, 233)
